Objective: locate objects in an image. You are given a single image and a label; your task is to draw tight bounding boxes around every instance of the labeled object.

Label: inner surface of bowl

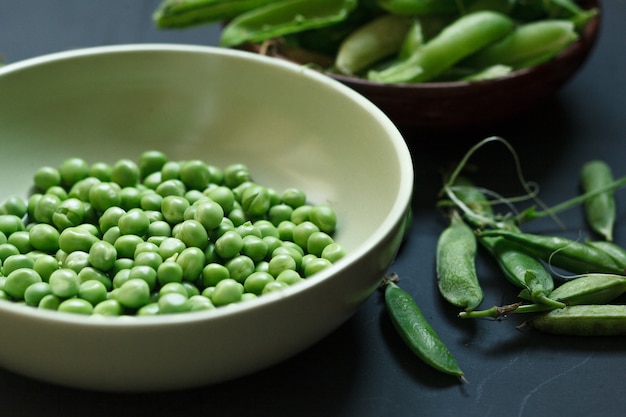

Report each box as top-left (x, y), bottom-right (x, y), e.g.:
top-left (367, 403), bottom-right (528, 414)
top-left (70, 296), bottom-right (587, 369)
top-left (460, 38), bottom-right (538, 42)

top-left (0, 45), bottom-right (413, 391)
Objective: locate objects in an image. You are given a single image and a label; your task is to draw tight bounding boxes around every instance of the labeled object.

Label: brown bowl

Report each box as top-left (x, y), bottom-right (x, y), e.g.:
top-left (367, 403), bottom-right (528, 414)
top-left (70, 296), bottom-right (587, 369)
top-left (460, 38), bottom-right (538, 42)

top-left (242, 0), bottom-right (601, 132)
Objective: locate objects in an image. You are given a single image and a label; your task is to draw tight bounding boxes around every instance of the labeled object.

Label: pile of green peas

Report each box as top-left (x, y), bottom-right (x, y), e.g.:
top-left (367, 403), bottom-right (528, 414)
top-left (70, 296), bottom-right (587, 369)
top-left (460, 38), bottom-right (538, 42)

top-left (0, 150), bottom-right (345, 316)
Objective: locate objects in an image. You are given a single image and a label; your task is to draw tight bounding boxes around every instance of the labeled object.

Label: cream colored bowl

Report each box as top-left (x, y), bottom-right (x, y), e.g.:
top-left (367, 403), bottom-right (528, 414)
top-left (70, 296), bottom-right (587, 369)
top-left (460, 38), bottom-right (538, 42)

top-left (0, 45), bottom-right (413, 391)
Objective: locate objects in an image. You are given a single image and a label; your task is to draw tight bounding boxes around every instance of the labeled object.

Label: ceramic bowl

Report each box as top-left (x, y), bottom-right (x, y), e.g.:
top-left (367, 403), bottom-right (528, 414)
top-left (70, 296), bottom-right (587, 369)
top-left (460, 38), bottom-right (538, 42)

top-left (243, 0), bottom-right (601, 132)
top-left (0, 44), bottom-right (413, 392)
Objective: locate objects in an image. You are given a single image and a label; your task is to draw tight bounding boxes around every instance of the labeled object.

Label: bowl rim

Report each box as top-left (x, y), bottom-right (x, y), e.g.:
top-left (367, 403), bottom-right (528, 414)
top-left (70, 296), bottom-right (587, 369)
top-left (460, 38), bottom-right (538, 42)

top-left (0, 43), bottom-right (414, 328)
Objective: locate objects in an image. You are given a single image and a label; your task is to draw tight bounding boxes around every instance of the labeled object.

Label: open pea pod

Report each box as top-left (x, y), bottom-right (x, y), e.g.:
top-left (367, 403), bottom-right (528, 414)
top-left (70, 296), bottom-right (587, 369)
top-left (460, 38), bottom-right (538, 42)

top-left (153, 0), bottom-right (278, 28)
top-left (220, 0), bottom-right (358, 47)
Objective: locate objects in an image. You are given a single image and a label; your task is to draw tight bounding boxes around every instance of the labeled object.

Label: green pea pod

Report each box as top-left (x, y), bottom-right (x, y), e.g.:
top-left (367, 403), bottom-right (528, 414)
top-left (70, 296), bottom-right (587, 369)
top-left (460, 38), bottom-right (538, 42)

top-left (586, 240), bottom-right (626, 269)
top-left (368, 10), bottom-right (515, 83)
top-left (479, 229), bottom-right (626, 275)
top-left (529, 305), bottom-right (626, 336)
top-left (548, 273), bottom-right (626, 305)
top-left (447, 176), bottom-right (495, 226)
top-left (382, 275), bottom-right (464, 379)
top-left (335, 14), bottom-right (414, 76)
top-left (220, 0), bottom-right (358, 47)
top-left (436, 210), bottom-right (483, 311)
top-left (462, 19), bottom-right (578, 70)
top-left (377, 0), bottom-right (460, 15)
top-left (580, 160), bottom-right (616, 242)
top-left (153, 0), bottom-right (277, 28)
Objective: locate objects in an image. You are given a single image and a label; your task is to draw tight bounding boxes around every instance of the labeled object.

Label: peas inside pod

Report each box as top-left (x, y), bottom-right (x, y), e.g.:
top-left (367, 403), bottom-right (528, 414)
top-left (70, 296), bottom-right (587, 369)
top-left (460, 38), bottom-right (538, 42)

top-left (0, 150), bottom-right (346, 316)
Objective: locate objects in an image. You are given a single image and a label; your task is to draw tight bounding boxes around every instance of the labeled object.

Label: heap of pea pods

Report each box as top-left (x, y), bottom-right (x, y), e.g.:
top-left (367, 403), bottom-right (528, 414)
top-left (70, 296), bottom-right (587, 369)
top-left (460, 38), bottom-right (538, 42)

top-left (0, 150), bottom-right (345, 316)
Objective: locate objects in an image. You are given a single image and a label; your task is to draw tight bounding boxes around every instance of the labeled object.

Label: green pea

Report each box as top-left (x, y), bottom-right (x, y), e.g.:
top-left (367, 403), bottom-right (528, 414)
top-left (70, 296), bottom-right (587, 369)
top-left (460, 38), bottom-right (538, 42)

top-left (303, 257), bottom-right (332, 277)
top-left (225, 255), bottom-right (255, 283)
top-left (281, 188), bottom-right (307, 208)
top-left (8, 231), bottom-right (32, 253)
top-left (291, 205), bottom-right (311, 224)
top-left (156, 179), bottom-right (186, 198)
top-left (118, 208), bottom-right (150, 237)
top-left (261, 280), bottom-right (289, 294)
top-left (277, 220), bottom-right (295, 241)
top-left (134, 250), bottom-right (163, 270)
top-left (276, 269), bottom-right (304, 286)
top-left (179, 160), bottom-right (211, 190)
top-left (78, 267), bottom-right (113, 291)
top-left (321, 242), bottom-right (346, 263)
top-left (5, 268), bottom-right (41, 299)
top-left (2, 254), bottom-right (35, 276)
top-left (119, 187), bottom-right (142, 210)
top-left (292, 221), bottom-right (320, 250)
top-left (28, 223), bottom-right (60, 253)
top-left (128, 265), bottom-right (158, 291)
top-left (193, 200), bottom-right (224, 231)
top-left (175, 219), bottom-right (209, 250)
top-left (89, 162), bottom-right (112, 182)
top-left (88, 240), bottom-right (117, 272)
top-left (112, 268), bottom-right (131, 289)
top-left (268, 253), bottom-right (297, 278)
top-left (114, 278), bottom-right (151, 309)
top-left (161, 195), bottom-right (190, 224)
top-left (88, 182), bottom-right (122, 212)
top-left (140, 191), bottom-right (164, 211)
top-left (33, 194), bottom-right (61, 224)
top-left (139, 150), bottom-right (168, 179)
top-left (309, 205), bottom-right (337, 234)
top-left (109, 159), bottom-right (139, 188)
top-left (24, 281), bottom-right (52, 306)
top-left (68, 177), bottom-right (101, 202)
top-left (78, 280), bottom-right (108, 306)
top-left (205, 186), bottom-right (235, 213)
top-left (157, 260), bottom-right (184, 286)
top-left (211, 278), bottom-right (243, 306)
top-left (62, 250), bottom-right (91, 273)
top-left (241, 184), bottom-right (270, 217)
top-left (215, 230), bottom-right (244, 259)
top-left (223, 163), bottom-right (250, 188)
top-left (38, 293), bottom-right (61, 310)
top-left (269, 204), bottom-right (293, 226)
top-left (33, 254), bottom-right (60, 282)
top-left (202, 262), bottom-right (230, 287)
top-left (49, 268), bottom-right (80, 298)
top-left (158, 292), bottom-right (191, 314)
top-left (46, 186), bottom-right (69, 201)
top-left (34, 166), bottom-right (62, 191)
top-left (148, 220), bottom-right (172, 238)
top-left (1, 195), bottom-right (28, 218)
top-left (98, 206), bottom-right (125, 234)
top-left (255, 260), bottom-right (270, 273)
top-left (188, 294), bottom-right (215, 311)
top-left (243, 271), bottom-right (274, 295)
top-left (102, 226), bottom-right (121, 245)
top-left (59, 157), bottom-right (89, 188)
top-left (58, 298), bottom-right (94, 315)
top-left (158, 237), bottom-right (187, 259)
top-left (272, 246), bottom-right (302, 271)
top-left (93, 298), bottom-right (124, 316)
top-left (176, 246), bottom-right (206, 281)
top-left (114, 234), bottom-right (144, 259)
top-left (159, 282), bottom-right (188, 297)
top-left (58, 226), bottom-right (98, 253)
top-left (51, 198), bottom-right (86, 230)
top-left (160, 161), bottom-right (181, 181)
top-left (580, 160), bottom-right (615, 242)
top-left (241, 235), bottom-right (268, 262)
top-left (227, 206), bottom-right (247, 227)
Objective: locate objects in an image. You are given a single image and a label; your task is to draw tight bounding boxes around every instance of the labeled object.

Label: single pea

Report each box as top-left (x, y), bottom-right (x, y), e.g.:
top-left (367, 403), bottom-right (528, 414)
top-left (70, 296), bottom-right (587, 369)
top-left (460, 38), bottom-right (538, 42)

top-left (272, 246), bottom-right (302, 270)
top-left (119, 187), bottom-right (142, 210)
top-left (215, 230), bottom-right (244, 259)
top-left (114, 234), bottom-right (144, 259)
top-left (255, 260), bottom-right (270, 273)
top-left (89, 161), bottom-right (112, 182)
top-left (180, 160), bottom-right (211, 190)
top-left (291, 205), bottom-right (312, 225)
top-left (4, 268), bottom-right (42, 299)
top-left (205, 186), bottom-right (235, 213)
top-left (78, 267), bottom-right (113, 291)
top-left (281, 188), bottom-right (307, 208)
top-left (225, 255), bottom-right (255, 283)
top-left (1, 195), bottom-right (28, 218)
top-left (38, 294), bottom-right (61, 310)
top-left (293, 221), bottom-right (320, 250)
top-left (88, 240), bottom-right (117, 272)
top-left (159, 282), bottom-right (188, 297)
top-left (277, 220), bottom-right (296, 242)
top-left (27, 194), bottom-right (42, 221)
top-left (93, 298), bottom-right (124, 316)
top-left (182, 281), bottom-right (200, 297)
top-left (268, 204), bottom-right (294, 227)
top-left (193, 200), bottom-right (224, 231)
top-left (49, 268), bottom-right (80, 298)
top-left (110, 159), bottom-right (140, 188)
top-left (78, 280), bottom-right (108, 306)
top-left (262, 280), bottom-right (289, 294)
top-left (228, 206), bottom-right (247, 227)
top-left (208, 217), bottom-right (235, 241)
top-left (148, 220), bottom-right (172, 238)
top-left (0, 290), bottom-right (9, 301)
top-left (62, 250), bottom-right (91, 273)
top-left (188, 294), bottom-right (215, 311)
top-left (2, 254), bottom-right (35, 276)
top-left (158, 237), bottom-right (187, 259)
top-left (136, 302), bottom-right (160, 315)
top-left (262, 236), bottom-right (283, 258)
top-left (276, 269), bottom-right (304, 286)
top-left (156, 179), bottom-right (186, 198)
top-left (201, 263), bottom-right (230, 287)
top-left (98, 206), bottom-right (126, 234)
top-left (157, 260), bottom-right (184, 286)
top-left (243, 271), bottom-right (274, 295)
top-left (268, 253), bottom-right (297, 278)
top-left (175, 219), bottom-right (209, 250)
top-left (8, 231), bottom-right (32, 253)
top-left (160, 161), bottom-right (181, 181)
top-left (140, 191), bottom-right (164, 211)
top-left (236, 222), bottom-right (262, 239)
top-left (58, 226), bottom-right (98, 253)
top-left (139, 150), bottom-right (168, 178)
top-left (158, 292), bottom-right (191, 314)
top-left (233, 181), bottom-right (253, 203)
top-left (309, 205), bottom-right (337, 234)
top-left (52, 198), bottom-right (87, 230)
top-left (253, 220), bottom-right (279, 238)
top-left (176, 246), bottom-right (206, 282)
top-left (321, 242), bottom-right (346, 263)
top-left (24, 281), bottom-right (52, 306)
top-left (28, 223), bottom-right (60, 253)
top-left (114, 278), bottom-right (151, 309)
top-left (58, 157), bottom-right (89, 188)
top-left (134, 251), bottom-right (163, 271)
top-left (46, 186), bottom-right (69, 201)
top-left (58, 298), bottom-right (94, 315)
top-left (242, 235), bottom-right (268, 262)
top-left (88, 182), bottom-right (122, 212)
top-left (161, 195), bottom-right (190, 224)
top-left (33, 254), bottom-right (60, 282)
top-left (102, 226), bottom-right (121, 245)
top-left (33, 193), bottom-right (61, 224)
top-left (118, 208), bottom-right (150, 237)
top-left (185, 190), bottom-right (206, 205)
top-left (68, 177), bottom-right (101, 202)
top-left (34, 166), bottom-right (62, 191)
top-left (204, 242), bottom-right (220, 264)
top-left (306, 231), bottom-right (335, 257)
top-left (112, 268), bottom-right (131, 289)
top-left (303, 257), bottom-right (333, 277)
top-left (211, 278), bottom-right (244, 306)
top-left (241, 184), bottom-right (271, 217)
top-left (128, 265), bottom-right (158, 291)
top-left (223, 163), bottom-right (250, 188)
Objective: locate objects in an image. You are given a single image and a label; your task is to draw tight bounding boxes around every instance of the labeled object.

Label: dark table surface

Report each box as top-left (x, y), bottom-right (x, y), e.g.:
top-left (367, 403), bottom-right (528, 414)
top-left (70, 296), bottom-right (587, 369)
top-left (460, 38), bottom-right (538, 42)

top-left (1, 1), bottom-right (626, 416)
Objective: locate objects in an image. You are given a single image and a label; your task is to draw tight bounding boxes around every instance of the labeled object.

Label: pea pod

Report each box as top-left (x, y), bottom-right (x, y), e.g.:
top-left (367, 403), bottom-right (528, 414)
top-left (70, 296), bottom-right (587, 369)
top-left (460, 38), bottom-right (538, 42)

top-left (462, 19), bottom-right (578, 70)
top-left (220, 0), bottom-right (358, 47)
top-left (335, 14), bottom-right (414, 76)
top-left (529, 305), bottom-right (626, 336)
top-left (586, 240), bottom-right (626, 269)
top-left (153, 0), bottom-right (277, 29)
top-left (382, 274), bottom-right (465, 379)
top-left (436, 210), bottom-right (483, 311)
top-left (377, 0), bottom-right (460, 16)
top-left (479, 229), bottom-right (626, 275)
top-left (580, 160), bottom-right (616, 242)
top-left (368, 11), bottom-right (515, 83)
